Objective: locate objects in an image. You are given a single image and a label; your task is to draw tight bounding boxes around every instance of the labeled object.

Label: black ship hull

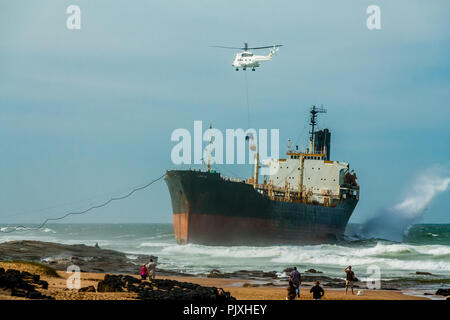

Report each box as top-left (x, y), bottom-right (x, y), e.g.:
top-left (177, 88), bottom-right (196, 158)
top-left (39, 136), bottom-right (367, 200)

top-left (165, 170), bottom-right (358, 245)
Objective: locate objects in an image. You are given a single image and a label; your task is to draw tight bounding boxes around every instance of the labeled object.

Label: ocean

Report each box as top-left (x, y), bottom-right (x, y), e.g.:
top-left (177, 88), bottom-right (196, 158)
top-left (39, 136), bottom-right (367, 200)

top-left (1, 223), bottom-right (449, 291)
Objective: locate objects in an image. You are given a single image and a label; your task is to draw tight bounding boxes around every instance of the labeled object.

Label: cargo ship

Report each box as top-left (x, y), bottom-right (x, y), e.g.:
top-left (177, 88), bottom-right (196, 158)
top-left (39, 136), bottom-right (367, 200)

top-left (165, 106), bottom-right (359, 245)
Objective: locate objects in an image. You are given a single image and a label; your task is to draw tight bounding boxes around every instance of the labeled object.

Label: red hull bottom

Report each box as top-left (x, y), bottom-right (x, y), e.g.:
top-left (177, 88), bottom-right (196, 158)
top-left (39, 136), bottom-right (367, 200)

top-left (173, 213), bottom-right (343, 246)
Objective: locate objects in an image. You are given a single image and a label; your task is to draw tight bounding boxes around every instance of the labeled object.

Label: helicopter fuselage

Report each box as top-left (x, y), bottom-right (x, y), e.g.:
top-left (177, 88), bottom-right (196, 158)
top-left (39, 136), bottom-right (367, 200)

top-left (232, 51), bottom-right (273, 70)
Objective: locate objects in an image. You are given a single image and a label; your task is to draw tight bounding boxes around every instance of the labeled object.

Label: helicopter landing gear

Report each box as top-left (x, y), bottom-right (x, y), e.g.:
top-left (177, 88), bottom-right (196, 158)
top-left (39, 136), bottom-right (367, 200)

top-left (236, 68), bottom-right (239, 71)
top-left (252, 68), bottom-right (255, 71)
top-left (243, 67), bottom-right (246, 71)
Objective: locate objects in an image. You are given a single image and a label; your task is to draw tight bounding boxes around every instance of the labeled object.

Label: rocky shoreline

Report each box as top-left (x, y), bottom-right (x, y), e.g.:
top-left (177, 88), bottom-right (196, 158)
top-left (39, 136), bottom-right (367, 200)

top-left (0, 267), bottom-right (236, 300)
top-left (0, 240), bottom-right (448, 293)
top-left (0, 241), bottom-right (346, 286)
top-left (0, 240), bottom-right (156, 274)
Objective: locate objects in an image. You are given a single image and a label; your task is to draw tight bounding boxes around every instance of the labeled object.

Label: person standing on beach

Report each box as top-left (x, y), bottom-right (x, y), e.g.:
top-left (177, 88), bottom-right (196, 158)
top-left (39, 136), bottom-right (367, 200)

top-left (286, 280), bottom-right (297, 300)
top-left (344, 266), bottom-right (355, 295)
top-left (310, 280), bottom-right (325, 300)
top-left (147, 259), bottom-right (157, 280)
top-left (289, 267), bottom-right (302, 298)
top-left (140, 264), bottom-right (148, 280)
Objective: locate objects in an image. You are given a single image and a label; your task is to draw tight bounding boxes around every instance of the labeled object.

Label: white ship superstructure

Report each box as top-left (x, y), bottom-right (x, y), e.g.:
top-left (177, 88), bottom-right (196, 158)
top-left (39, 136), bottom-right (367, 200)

top-left (267, 153), bottom-right (356, 206)
top-left (249, 106), bottom-right (359, 207)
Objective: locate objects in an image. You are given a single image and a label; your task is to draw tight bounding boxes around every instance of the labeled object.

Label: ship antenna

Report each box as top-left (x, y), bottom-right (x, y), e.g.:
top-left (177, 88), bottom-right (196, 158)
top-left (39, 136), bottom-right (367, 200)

top-left (309, 105), bottom-right (327, 154)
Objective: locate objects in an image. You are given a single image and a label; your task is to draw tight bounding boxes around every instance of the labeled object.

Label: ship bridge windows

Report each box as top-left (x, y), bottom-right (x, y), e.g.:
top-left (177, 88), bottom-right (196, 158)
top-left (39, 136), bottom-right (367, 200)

top-left (305, 156), bottom-right (323, 160)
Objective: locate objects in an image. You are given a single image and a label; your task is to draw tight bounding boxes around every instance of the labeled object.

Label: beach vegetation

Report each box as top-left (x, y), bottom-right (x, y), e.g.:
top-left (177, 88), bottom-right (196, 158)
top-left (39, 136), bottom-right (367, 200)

top-left (0, 260), bottom-right (60, 278)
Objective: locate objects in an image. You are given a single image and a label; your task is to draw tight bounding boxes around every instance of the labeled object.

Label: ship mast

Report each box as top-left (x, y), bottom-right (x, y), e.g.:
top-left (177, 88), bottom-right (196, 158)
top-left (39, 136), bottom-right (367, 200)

top-left (309, 105), bottom-right (327, 153)
top-left (207, 124), bottom-right (213, 172)
top-left (253, 152), bottom-right (259, 188)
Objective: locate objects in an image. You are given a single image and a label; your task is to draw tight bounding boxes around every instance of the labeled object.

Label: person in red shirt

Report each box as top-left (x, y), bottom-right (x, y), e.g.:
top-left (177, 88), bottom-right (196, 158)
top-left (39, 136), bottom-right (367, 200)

top-left (140, 264), bottom-right (148, 280)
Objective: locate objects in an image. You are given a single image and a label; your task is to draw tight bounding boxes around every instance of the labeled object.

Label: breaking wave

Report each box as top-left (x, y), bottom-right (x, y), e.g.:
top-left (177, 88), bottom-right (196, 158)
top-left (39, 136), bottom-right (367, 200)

top-left (161, 243), bottom-right (284, 259)
top-left (149, 241), bottom-right (450, 274)
top-left (0, 226), bottom-right (56, 233)
top-left (361, 165), bottom-right (450, 241)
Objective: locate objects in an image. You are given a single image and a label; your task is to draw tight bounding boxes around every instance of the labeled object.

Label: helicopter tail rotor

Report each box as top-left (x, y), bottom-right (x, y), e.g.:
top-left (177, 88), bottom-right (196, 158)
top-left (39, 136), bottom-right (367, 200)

top-left (269, 45), bottom-right (280, 58)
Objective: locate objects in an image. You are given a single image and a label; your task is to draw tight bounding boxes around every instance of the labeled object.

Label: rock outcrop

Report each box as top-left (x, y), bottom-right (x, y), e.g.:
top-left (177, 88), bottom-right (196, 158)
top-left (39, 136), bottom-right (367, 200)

top-left (415, 271), bottom-right (435, 276)
top-left (435, 288), bottom-right (450, 296)
top-left (78, 285), bottom-right (96, 292)
top-left (0, 268), bottom-right (54, 299)
top-left (206, 269), bottom-right (277, 280)
top-left (97, 274), bottom-right (235, 300)
top-left (305, 268), bottom-right (323, 274)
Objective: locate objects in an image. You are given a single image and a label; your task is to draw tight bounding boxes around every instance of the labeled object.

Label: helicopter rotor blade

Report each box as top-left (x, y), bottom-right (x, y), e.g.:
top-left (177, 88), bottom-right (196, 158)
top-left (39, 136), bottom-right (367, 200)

top-left (248, 44), bottom-right (283, 50)
top-left (209, 44), bottom-right (283, 50)
top-left (209, 46), bottom-right (245, 50)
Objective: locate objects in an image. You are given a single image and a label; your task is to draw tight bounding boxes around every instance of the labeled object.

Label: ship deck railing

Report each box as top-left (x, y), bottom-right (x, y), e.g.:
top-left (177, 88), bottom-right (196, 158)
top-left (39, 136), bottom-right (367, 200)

top-left (251, 184), bottom-right (344, 207)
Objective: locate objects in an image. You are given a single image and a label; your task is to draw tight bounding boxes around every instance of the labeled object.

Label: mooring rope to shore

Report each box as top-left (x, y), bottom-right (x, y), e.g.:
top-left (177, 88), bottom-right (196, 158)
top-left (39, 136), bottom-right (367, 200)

top-left (1, 173), bottom-right (166, 234)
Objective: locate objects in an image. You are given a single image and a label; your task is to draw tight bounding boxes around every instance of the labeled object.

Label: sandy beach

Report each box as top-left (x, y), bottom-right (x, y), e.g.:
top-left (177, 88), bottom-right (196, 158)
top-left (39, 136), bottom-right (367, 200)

top-left (0, 261), bottom-right (429, 300)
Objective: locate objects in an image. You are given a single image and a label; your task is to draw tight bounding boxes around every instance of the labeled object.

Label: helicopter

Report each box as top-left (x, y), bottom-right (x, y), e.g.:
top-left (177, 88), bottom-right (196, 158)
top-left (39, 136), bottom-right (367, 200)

top-left (210, 43), bottom-right (283, 71)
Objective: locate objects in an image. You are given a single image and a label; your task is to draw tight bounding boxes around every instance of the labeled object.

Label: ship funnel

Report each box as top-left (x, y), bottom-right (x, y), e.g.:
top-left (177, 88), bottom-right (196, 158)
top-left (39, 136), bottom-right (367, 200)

top-left (314, 129), bottom-right (331, 160)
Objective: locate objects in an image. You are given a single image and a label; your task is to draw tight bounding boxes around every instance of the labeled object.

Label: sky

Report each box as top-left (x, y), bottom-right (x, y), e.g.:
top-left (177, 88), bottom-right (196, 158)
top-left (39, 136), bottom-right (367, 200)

top-left (1, 0), bottom-right (449, 224)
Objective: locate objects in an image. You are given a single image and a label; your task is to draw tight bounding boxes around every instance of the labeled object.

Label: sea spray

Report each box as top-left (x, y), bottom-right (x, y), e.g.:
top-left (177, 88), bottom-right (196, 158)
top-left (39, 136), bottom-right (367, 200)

top-left (361, 166), bottom-right (450, 241)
